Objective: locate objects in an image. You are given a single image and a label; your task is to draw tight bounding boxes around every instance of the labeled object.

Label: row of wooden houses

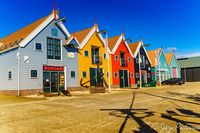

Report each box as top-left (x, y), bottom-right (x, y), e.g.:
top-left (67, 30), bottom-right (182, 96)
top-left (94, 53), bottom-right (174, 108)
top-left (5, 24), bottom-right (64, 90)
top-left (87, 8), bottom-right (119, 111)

top-left (0, 11), bottom-right (181, 95)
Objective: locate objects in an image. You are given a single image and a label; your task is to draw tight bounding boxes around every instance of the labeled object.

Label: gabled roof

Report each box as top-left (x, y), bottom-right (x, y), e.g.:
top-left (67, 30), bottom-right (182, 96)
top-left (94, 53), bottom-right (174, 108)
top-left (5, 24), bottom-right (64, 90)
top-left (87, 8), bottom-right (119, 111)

top-left (71, 27), bottom-right (93, 44)
top-left (108, 35), bottom-right (120, 51)
top-left (108, 33), bottom-right (134, 57)
top-left (0, 16), bottom-right (48, 53)
top-left (128, 40), bottom-right (152, 64)
top-left (147, 49), bottom-right (161, 67)
top-left (128, 41), bottom-right (141, 58)
top-left (165, 53), bottom-right (173, 65)
top-left (69, 24), bottom-right (108, 50)
top-left (0, 10), bottom-right (70, 53)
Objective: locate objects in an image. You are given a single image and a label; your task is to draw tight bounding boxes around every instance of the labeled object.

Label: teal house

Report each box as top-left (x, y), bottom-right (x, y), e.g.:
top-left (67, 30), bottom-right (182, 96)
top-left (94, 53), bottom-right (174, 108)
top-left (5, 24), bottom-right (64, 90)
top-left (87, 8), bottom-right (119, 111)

top-left (166, 53), bottom-right (181, 78)
top-left (148, 49), bottom-right (171, 82)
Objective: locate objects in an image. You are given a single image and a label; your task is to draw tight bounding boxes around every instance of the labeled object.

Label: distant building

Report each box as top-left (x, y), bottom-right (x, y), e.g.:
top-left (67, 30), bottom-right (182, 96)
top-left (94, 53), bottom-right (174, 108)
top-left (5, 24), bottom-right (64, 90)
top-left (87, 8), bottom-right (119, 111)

top-left (178, 56), bottom-right (200, 82)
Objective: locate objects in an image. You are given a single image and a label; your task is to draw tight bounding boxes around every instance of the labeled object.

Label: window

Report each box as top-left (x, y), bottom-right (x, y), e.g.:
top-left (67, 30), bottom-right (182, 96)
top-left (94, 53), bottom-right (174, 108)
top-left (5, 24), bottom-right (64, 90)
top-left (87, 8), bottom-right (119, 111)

top-left (30, 70), bottom-right (38, 78)
top-left (140, 55), bottom-right (145, 68)
top-left (51, 28), bottom-right (58, 36)
top-left (104, 53), bottom-right (107, 59)
top-left (136, 73), bottom-right (139, 78)
top-left (128, 57), bottom-right (131, 62)
top-left (84, 50), bottom-right (89, 57)
top-left (131, 73), bottom-right (134, 78)
top-left (136, 58), bottom-right (139, 63)
top-left (71, 71), bottom-right (75, 78)
top-left (146, 59), bottom-right (149, 65)
top-left (92, 47), bottom-right (100, 64)
top-left (35, 42), bottom-right (42, 51)
top-left (107, 72), bottom-right (109, 78)
top-left (148, 73), bottom-right (151, 78)
top-left (8, 71), bottom-right (12, 80)
top-left (115, 55), bottom-right (118, 60)
top-left (114, 72), bottom-right (118, 78)
top-left (47, 37), bottom-right (61, 60)
top-left (82, 71), bottom-right (87, 78)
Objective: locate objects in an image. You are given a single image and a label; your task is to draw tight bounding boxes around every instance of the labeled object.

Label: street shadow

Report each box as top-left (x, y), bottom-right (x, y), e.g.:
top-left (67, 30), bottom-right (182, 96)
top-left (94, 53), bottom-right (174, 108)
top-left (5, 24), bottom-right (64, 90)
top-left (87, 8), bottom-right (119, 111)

top-left (161, 108), bottom-right (200, 132)
top-left (100, 92), bottom-right (157, 133)
top-left (167, 91), bottom-right (200, 103)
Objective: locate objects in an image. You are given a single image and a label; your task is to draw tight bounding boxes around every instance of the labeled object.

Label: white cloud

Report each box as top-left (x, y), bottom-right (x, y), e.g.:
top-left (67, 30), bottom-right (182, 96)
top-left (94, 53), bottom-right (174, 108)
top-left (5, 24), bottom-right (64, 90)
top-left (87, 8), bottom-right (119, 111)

top-left (167, 47), bottom-right (177, 52)
top-left (177, 52), bottom-right (200, 58)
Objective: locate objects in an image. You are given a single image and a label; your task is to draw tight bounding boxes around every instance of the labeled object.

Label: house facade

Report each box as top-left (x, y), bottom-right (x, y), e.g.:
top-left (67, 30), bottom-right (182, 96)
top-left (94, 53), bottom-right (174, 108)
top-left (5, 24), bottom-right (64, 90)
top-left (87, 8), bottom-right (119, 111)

top-left (166, 53), bottom-right (181, 78)
top-left (148, 49), bottom-right (170, 82)
top-left (108, 33), bottom-right (135, 88)
top-left (129, 40), bottom-right (152, 85)
top-left (0, 11), bottom-right (79, 95)
top-left (69, 24), bottom-right (111, 88)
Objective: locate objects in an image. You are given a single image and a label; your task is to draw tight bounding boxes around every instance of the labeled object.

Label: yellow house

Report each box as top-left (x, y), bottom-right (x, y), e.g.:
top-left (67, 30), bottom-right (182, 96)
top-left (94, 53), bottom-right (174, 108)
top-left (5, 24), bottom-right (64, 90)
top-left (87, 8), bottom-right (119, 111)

top-left (69, 24), bottom-right (112, 88)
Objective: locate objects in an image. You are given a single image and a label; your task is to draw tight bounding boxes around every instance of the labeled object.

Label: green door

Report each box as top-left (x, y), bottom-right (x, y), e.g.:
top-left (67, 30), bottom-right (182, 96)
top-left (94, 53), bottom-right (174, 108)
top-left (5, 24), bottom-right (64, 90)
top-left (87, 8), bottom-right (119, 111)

top-left (90, 68), bottom-right (96, 86)
top-left (120, 70), bottom-right (129, 88)
top-left (90, 68), bottom-right (103, 87)
top-left (120, 70), bottom-right (124, 88)
top-left (124, 70), bottom-right (129, 87)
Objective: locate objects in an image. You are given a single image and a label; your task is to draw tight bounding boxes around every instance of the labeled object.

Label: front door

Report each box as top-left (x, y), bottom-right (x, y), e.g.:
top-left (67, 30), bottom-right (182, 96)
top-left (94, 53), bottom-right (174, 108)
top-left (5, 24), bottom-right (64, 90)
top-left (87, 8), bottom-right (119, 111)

top-left (90, 68), bottom-right (103, 87)
top-left (43, 72), bottom-right (50, 92)
top-left (173, 68), bottom-right (177, 78)
top-left (120, 70), bottom-right (129, 88)
top-left (51, 72), bottom-right (59, 92)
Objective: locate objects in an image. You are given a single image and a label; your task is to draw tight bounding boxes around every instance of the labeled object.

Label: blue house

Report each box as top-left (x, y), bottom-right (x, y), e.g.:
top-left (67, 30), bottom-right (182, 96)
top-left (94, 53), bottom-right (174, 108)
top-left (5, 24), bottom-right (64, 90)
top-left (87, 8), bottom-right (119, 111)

top-left (148, 48), bottom-right (170, 83)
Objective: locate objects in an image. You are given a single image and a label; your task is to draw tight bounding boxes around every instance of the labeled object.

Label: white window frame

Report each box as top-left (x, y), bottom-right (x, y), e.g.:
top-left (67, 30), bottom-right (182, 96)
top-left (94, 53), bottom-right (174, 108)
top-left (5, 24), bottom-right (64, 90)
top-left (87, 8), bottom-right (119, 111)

top-left (115, 55), bottom-right (119, 61)
top-left (114, 72), bottom-right (118, 78)
top-left (104, 53), bottom-right (107, 59)
top-left (148, 73), bottom-right (151, 78)
top-left (131, 73), bottom-right (134, 78)
top-left (136, 58), bottom-right (139, 63)
top-left (8, 71), bottom-right (13, 80)
top-left (84, 50), bottom-right (89, 57)
top-left (136, 73), bottom-right (139, 78)
top-left (146, 59), bottom-right (149, 65)
top-left (71, 71), bottom-right (76, 79)
top-left (128, 57), bottom-right (131, 62)
top-left (29, 69), bottom-right (39, 79)
top-left (82, 71), bottom-right (87, 78)
top-left (34, 42), bottom-right (43, 51)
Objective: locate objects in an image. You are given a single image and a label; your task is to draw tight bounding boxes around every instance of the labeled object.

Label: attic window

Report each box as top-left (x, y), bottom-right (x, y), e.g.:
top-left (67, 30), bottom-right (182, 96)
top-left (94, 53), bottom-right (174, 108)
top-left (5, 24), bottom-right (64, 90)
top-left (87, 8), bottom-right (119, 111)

top-left (51, 28), bottom-right (58, 37)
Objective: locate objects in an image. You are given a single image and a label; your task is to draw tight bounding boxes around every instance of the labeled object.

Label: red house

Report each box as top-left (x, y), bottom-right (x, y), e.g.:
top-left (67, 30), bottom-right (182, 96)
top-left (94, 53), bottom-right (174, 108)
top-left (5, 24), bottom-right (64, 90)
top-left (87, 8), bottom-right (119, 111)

top-left (108, 33), bottom-right (136, 88)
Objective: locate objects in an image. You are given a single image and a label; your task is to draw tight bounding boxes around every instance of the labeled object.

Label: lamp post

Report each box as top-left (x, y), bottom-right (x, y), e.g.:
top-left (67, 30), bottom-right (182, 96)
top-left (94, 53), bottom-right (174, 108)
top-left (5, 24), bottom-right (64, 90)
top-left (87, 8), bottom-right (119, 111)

top-left (97, 30), bottom-right (111, 92)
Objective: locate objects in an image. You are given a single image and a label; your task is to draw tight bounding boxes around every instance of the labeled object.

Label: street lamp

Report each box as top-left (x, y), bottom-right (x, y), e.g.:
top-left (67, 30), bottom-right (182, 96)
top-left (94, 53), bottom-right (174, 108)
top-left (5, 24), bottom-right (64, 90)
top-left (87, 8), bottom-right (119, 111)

top-left (97, 30), bottom-right (111, 92)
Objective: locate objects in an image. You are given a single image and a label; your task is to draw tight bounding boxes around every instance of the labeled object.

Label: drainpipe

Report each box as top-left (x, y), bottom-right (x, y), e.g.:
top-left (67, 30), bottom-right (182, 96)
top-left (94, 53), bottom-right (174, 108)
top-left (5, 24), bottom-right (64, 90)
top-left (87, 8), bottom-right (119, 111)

top-left (139, 51), bottom-right (142, 88)
top-left (105, 33), bottom-right (111, 92)
top-left (64, 66), bottom-right (67, 90)
top-left (17, 46), bottom-right (21, 96)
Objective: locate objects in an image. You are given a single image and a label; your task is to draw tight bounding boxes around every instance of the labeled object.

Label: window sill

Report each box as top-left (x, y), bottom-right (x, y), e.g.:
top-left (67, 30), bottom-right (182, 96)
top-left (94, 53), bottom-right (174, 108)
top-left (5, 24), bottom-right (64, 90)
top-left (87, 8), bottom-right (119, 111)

top-left (30, 77), bottom-right (39, 79)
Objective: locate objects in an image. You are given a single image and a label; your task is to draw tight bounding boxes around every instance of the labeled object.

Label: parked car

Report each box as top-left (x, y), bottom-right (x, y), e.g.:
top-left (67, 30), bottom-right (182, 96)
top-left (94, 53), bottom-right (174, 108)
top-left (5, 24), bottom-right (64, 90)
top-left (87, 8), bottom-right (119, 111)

top-left (161, 78), bottom-right (185, 85)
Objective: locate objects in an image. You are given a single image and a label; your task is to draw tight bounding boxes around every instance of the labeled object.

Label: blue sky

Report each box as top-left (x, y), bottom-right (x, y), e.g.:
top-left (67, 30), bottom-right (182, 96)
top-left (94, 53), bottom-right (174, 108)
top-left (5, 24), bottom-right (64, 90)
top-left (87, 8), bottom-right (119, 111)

top-left (0, 0), bottom-right (200, 57)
